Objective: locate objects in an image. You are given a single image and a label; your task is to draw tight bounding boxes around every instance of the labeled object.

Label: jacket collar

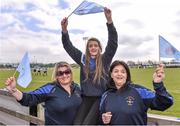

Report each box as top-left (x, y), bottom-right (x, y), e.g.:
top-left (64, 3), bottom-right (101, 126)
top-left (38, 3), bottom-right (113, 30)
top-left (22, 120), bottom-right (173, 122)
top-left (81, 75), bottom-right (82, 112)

top-left (55, 81), bottom-right (76, 93)
top-left (107, 82), bottom-right (130, 92)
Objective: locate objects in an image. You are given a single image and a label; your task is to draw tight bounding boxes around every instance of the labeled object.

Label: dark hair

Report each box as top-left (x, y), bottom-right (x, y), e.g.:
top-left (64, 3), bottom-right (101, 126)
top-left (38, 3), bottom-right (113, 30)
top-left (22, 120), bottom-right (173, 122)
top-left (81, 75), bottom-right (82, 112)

top-left (108, 60), bottom-right (131, 88)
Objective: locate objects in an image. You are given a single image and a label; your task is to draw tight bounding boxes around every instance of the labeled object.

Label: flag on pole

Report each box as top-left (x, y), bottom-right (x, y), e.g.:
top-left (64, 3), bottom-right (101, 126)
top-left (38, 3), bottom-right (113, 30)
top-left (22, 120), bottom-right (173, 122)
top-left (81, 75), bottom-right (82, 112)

top-left (159, 35), bottom-right (180, 59)
top-left (16, 52), bottom-right (32, 88)
top-left (73, 0), bottom-right (104, 15)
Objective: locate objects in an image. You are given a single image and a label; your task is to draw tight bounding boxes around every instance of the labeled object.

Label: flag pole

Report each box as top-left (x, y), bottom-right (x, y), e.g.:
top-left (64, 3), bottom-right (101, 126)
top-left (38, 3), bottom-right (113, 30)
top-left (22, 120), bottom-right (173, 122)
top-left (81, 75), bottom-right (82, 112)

top-left (67, 0), bottom-right (85, 19)
top-left (13, 70), bottom-right (17, 77)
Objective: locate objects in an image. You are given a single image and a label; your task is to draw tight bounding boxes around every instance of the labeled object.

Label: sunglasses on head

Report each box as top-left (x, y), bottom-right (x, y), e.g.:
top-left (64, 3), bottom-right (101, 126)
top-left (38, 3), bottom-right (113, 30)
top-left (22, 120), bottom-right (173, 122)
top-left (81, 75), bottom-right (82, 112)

top-left (56, 69), bottom-right (71, 76)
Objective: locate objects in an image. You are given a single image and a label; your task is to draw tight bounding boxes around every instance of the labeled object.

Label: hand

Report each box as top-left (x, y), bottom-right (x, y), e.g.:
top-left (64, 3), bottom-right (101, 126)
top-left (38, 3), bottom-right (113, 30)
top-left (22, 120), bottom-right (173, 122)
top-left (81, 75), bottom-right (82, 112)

top-left (153, 64), bottom-right (165, 83)
top-left (104, 7), bottom-right (112, 24)
top-left (102, 112), bottom-right (112, 124)
top-left (61, 17), bottom-right (68, 32)
top-left (5, 77), bottom-right (17, 93)
top-left (5, 77), bottom-right (23, 100)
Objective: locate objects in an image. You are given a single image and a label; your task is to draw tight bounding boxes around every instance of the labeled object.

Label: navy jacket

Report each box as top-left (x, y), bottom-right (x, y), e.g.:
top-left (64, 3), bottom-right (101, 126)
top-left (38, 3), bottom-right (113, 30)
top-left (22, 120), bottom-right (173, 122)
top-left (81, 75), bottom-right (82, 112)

top-left (99, 82), bottom-right (173, 125)
top-left (18, 82), bottom-right (82, 125)
top-left (62, 23), bottom-right (118, 96)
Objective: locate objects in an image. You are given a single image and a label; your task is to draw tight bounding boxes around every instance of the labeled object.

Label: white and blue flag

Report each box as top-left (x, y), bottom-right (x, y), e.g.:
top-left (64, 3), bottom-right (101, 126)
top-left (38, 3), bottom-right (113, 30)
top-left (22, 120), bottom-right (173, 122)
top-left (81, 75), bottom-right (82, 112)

top-left (16, 52), bottom-right (32, 88)
top-left (159, 35), bottom-right (180, 59)
top-left (73, 0), bottom-right (104, 15)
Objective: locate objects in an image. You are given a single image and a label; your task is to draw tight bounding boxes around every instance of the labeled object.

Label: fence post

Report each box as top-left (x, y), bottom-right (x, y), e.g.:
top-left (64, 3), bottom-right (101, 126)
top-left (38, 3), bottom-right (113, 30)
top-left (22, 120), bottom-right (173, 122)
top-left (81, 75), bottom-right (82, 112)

top-left (30, 105), bottom-right (37, 125)
top-left (37, 103), bottom-right (44, 121)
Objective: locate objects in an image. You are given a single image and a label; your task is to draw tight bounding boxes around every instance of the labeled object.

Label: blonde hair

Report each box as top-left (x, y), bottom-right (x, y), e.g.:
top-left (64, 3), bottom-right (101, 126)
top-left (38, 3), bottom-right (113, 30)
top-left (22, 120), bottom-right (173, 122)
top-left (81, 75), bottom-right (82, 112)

top-left (51, 61), bottom-right (73, 83)
top-left (85, 37), bottom-right (105, 84)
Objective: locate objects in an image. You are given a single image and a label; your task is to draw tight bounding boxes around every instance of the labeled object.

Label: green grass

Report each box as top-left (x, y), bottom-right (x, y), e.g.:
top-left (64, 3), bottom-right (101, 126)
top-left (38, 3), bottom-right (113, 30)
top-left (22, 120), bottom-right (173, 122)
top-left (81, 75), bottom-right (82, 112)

top-left (131, 68), bottom-right (180, 118)
top-left (0, 68), bottom-right (80, 92)
top-left (0, 67), bottom-right (180, 117)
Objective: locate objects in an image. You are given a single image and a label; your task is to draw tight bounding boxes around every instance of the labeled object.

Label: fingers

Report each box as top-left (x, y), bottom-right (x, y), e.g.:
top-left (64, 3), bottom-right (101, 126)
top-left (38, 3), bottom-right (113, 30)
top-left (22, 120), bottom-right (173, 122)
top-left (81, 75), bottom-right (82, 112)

top-left (104, 7), bottom-right (112, 24)
top-left (102, 112), bottom-right (112, 124)
top-left (104, 7), bottom-right (111, 15)
top-left (153, 64), bottom-right (165, 83)
top-left (61, 17), bottom-right (68, 26)
top-left (106, 112), bottom-right (112, 115)
top-left (158, 63), bottom-right (164, 68)
top-left (153, 72), bottom-right (165, 83)
top-left (153, 71), bottom-right (164, 79)
top-left (62, 17), bottom-right (67, 23)
top-left (61, 17), bottom-right (68, 32)
top-left (155, 64), bottom-right (164, 74)
top-left (104, 7), bottom-right (110, 12)
top-left (5, 77), bottom-right (15, 86)
top-left (155, 68), bottom-right (164, 77)
top-left (156, 63), bottom-right (164, 69)
top-left (155, 68), bottom-right (164, 74)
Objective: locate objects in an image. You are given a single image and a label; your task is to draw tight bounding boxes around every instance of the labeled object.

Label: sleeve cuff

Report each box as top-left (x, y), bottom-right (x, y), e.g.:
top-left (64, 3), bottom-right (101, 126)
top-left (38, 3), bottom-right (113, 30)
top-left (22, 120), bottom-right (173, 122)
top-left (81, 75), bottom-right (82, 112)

top-left (62, 31), bottom-right (68, 35)
top-left (17, 92), bottom-right (26, 103)
top-left (153, 81), bottom-right (164, 91)
top-left (106, 22), bottom-right (114, 27)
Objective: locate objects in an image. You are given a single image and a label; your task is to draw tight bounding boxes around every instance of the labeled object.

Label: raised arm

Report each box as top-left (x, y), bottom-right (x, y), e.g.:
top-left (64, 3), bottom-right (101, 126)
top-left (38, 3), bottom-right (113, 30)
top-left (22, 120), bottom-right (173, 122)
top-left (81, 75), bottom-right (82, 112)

top-left (134, 65), bottom-right (173, 111)
top-left (61, 17), bottom-right (83, 65)
top-left (153, 64), bottom-right (165, 83)
top-left (103, 8), bottom-right (118, 65)
top-left (149, 64), bottom-right (173, 110)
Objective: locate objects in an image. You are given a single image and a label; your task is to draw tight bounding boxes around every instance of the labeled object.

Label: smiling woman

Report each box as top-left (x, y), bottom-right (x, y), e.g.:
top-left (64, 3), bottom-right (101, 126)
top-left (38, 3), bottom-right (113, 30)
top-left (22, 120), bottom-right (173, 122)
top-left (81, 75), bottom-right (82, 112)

top-left (5, 61), bottom-right (82, 125)
top-left (99, 60), bottom-right (173, 125)
top-left (61, 7), bottom-right (118, 125)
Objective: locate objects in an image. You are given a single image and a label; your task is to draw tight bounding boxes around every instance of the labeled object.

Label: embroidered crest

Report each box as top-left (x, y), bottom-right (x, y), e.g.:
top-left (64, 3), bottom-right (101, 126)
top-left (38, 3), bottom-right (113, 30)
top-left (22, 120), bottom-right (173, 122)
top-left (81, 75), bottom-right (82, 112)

top-left (125, 96), bottom-right (135, 106)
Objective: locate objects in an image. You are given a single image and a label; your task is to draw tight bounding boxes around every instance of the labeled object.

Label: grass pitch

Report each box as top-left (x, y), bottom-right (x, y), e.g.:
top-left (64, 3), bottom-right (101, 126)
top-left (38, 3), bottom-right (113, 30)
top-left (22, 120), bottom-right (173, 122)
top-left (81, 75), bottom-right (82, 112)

top-left (0, 67), bottom-right (180, 117)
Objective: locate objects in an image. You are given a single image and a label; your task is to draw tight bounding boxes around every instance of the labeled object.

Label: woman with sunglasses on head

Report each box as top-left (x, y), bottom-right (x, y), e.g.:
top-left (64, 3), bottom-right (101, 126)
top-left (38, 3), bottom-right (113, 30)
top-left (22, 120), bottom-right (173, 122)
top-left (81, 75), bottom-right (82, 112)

top-left (99, 60), bottom-right (173, 125)
top-left (5, 62), bottom-right (82, 125)
top-left (61, 7), bottom-right (118, 125)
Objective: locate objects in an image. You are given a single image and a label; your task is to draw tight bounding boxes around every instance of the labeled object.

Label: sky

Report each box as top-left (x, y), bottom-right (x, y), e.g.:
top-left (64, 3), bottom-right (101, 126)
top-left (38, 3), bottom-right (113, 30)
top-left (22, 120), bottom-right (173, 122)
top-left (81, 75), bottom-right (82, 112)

top-left (0, 0), bottom-right (180, 63)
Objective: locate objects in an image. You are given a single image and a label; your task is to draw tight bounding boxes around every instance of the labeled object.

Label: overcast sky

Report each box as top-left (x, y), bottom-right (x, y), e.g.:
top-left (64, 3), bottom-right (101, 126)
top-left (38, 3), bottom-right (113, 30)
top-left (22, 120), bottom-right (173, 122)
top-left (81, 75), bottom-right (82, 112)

top-left (0, 0), bottom-right (180, 63)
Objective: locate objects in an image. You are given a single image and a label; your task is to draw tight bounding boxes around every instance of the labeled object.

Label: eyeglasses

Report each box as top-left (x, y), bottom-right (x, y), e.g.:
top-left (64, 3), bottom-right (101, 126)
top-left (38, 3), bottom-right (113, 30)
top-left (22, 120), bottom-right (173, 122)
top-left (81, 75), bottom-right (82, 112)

top-left (56, 69), bottom-right (71, 76)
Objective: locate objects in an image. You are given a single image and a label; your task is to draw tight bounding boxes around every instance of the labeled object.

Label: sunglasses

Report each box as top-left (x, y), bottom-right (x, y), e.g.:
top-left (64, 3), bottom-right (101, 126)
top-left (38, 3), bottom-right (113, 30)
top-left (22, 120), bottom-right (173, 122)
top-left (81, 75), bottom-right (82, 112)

top-left (56, 69), bottom-right (71, 76)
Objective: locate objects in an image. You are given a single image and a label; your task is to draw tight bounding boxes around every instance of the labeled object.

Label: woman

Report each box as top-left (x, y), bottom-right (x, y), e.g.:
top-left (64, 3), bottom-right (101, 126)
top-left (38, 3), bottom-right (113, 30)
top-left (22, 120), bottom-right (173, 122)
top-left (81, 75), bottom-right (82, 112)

top-left (5, 62), bottom-right (82, 125)
top-left (61, 7), bottom-right (118, 124)
top-left (100, 60), bottom-right (173, 125)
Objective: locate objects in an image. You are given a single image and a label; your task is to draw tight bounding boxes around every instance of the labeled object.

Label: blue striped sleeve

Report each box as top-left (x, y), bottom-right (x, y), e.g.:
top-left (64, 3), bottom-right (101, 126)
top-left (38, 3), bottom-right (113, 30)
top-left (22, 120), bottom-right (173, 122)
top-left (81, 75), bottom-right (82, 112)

top-left (135, 87), bottom-right (155, 99)
top-left (132, 83), bottom-right (173, 111)
top-left (28, 84), bottom-right (54, 94)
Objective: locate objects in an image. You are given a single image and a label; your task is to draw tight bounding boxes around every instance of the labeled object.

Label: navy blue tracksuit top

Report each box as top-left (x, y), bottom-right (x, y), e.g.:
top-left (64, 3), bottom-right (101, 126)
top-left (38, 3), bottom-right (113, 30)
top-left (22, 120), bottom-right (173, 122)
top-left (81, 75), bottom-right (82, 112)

top-left (62, 23), bottom-right (118, 97)
top-left (100, 82), bottom-right (173, 125)
top-left (18, 82), bottom-right (82, 125)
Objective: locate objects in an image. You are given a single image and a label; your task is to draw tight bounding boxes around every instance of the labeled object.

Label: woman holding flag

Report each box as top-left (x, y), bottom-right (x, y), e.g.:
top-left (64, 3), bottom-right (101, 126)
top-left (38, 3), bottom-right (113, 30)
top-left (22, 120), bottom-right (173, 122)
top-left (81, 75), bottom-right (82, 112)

top-left (5, 62), bottom-right (82, 125)
top-left (61, 7), bottom-right (118, 124)
top-left (99, 60), bottom-right (173, 125)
